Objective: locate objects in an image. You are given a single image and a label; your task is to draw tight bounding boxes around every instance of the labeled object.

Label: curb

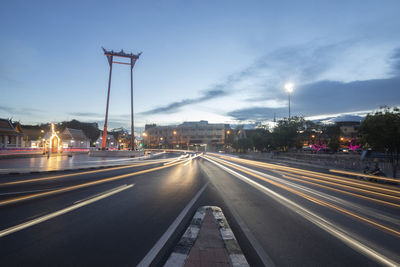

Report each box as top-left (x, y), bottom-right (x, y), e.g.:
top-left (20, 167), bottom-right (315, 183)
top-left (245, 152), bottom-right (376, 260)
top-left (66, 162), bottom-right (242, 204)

top-left (164, 206), bottom-right (249, 267)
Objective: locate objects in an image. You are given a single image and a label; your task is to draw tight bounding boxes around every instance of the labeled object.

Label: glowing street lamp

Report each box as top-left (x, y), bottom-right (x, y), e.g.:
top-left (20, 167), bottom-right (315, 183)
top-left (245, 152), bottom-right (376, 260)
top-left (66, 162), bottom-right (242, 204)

top-left (285, 82), bottom-right (294, 120)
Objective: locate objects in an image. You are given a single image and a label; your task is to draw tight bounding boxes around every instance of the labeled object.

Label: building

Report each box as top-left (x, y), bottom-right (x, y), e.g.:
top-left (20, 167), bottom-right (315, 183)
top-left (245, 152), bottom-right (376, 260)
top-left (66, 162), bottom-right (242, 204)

top-left (21, 125), bottom-right (46, 148)
top-left (61, 128), bottom-right (90, 148)
top-left (95, 130), bottom-right (118, 149)
top-left (143, 121), bottom-right (229, 151)
top-left (337, 121), bottom-right (361, 139)
top-left (0, 119), bottom-right (24, 148)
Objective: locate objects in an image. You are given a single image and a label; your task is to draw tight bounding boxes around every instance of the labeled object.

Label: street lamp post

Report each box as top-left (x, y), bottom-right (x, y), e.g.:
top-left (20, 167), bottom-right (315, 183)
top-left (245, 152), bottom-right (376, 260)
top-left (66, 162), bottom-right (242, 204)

top-left (173, 130), bottom-right (177, 149)
top-left (285, 83), bottom-right (294, 120)
top-left (142, 132), bottom-right (147, 148)
top-left (226, 130), bottom-right (231, 152)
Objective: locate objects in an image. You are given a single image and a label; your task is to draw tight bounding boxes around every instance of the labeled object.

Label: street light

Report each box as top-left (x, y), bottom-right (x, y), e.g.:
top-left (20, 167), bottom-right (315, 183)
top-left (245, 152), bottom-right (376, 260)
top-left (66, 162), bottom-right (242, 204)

top-left (173, 131), bottom-right (177, 149)
top-left (285, 82), bottom-right (294, 120)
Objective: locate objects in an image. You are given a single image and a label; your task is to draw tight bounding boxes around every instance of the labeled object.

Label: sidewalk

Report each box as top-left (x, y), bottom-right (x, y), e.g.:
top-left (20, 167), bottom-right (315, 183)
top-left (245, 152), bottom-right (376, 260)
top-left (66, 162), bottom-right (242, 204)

top-left (165, 206), bottom-right (248, 267)
top-left (0, 153), bottom-right (162, 175)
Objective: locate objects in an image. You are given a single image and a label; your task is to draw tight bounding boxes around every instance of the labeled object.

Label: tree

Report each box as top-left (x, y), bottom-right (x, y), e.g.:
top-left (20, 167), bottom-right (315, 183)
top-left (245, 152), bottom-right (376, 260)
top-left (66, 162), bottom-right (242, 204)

top-left (273, 117), bottom-right (305, 151)
top-left (232, 138), bottom-right (253, 153)
top-left (324, 124), bottom-right (341, 152)
top-left (253, 130), bottom-right (273, 151)
top-left (359, 107), bottom-right (400, 178)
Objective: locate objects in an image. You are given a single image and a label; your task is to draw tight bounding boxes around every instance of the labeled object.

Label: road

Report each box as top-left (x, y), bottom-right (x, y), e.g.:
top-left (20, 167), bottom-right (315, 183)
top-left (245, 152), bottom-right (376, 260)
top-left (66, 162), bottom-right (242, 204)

top-left (0, 152), bottom-right (399, 266)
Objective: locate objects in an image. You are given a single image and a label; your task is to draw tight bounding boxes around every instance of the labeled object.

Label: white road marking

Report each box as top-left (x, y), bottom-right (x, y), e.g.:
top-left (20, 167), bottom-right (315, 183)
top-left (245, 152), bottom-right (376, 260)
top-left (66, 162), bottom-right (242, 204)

top-left (0, 184), bottom-right (134, 238)
top-left (137, 182), bottom-right (209, 267)
top-left (203, 155), bottom-right (399, 267)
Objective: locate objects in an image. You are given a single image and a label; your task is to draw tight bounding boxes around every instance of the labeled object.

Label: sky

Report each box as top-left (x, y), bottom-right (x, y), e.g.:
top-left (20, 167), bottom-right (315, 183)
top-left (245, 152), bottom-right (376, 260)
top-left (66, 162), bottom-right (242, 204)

top-left (1, 0), bottom-right (400, 131)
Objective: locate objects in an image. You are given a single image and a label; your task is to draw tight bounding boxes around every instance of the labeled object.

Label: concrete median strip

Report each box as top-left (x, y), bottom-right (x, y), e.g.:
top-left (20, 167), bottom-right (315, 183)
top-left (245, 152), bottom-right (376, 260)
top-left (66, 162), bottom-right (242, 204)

top-left (164, 206), bottom-right (249, 267)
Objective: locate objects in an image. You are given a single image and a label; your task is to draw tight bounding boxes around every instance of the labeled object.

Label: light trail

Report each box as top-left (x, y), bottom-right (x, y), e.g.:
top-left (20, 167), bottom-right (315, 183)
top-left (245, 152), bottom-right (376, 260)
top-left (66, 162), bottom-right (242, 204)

top-left (0, 159), bottom-right (186, 206)
top-left (163, 154), bottom-right (188, 166)
top-left (0, 184), bottom-right (134, 238)
top-left (330, 169), bottom-right (399, 183)
top-left (211, 154), bottom-right (400, 196)
top-left (205, 155), bottom-right (400, 238)
top-left (278, 173), bottom-right (400, 208)
top-left (183, 153), bottom-right (202, 166)
top-left (270, 169), bottom-right (400, 202)
top-left (242, 167), bottom-right (400, 225)
top-left (202, 155), bottom-right (399, 266)
top-left (0, 158), bottom-right (175, 187)
top-left (276, 174), bottom-right (400, 227)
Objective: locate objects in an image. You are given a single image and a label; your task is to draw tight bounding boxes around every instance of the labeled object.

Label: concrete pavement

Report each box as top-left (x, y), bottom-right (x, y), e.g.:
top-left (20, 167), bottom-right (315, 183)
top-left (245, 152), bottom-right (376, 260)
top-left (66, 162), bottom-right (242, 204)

top-left (0, 152), bottom-right (167, 175)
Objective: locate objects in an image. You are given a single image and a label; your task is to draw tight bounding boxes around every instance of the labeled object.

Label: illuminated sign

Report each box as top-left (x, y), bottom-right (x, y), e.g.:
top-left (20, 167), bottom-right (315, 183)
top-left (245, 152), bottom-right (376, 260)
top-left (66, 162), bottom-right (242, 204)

top-left (346, 139), bottom-right (361, 151)
top-left (312, 141), bottom-right (326, 151)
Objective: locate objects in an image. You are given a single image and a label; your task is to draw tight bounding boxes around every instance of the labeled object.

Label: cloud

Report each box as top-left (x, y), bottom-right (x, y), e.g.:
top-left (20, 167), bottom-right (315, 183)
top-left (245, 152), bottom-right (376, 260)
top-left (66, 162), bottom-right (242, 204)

top-left (140, 89), bottom-right (228, 115)
top-left (0, 106), bottom-right (14, 113)
top-left (68, 112), bottom-right (104, 118)
top-left (228, 107), bottom-right (287, 121)
top-left (139, 41), bottom-right (348, 118)
top-left (228, 76), bottom-right (400, 121)
top-left (0, 106), bottom-right (43, 115)
top-left (390, 47), bottom-right (400, 75)
top-left (322, 115), bottom-right (365, 123)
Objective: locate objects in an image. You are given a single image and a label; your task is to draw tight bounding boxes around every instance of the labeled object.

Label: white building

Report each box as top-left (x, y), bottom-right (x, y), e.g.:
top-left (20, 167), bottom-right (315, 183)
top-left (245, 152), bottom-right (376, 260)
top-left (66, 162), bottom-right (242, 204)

top-left (61, 128), bottom-right (90, 148)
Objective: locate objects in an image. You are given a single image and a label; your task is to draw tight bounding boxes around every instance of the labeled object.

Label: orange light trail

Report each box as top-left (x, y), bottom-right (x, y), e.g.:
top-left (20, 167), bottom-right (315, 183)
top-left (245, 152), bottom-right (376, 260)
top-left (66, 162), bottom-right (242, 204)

top-left (270, 169), bottom-right (400, 201)
top-left (212, 154), bottom-right (400, 196)
top-left (0, 159), bottom-right (186, 206)
top-left (278, 173), bottom-right (400, 208)
top-left (0, 158), bottom-right (173, 187)
top-left (206, 155), bottom-right (400, 238)
top-left (330, 169), bottom-right (399, 183)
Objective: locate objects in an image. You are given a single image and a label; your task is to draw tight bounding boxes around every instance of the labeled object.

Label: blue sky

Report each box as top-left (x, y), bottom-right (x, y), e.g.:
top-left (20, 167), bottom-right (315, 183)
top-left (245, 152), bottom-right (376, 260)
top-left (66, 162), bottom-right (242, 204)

top-left (1, 0), bottom-right (400, 130)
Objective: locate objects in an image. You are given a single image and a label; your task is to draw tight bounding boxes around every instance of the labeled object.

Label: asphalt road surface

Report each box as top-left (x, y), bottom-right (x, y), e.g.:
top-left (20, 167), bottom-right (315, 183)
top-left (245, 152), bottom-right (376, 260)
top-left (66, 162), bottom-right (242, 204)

top-left (0, 152), bottom-right (399, 266)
